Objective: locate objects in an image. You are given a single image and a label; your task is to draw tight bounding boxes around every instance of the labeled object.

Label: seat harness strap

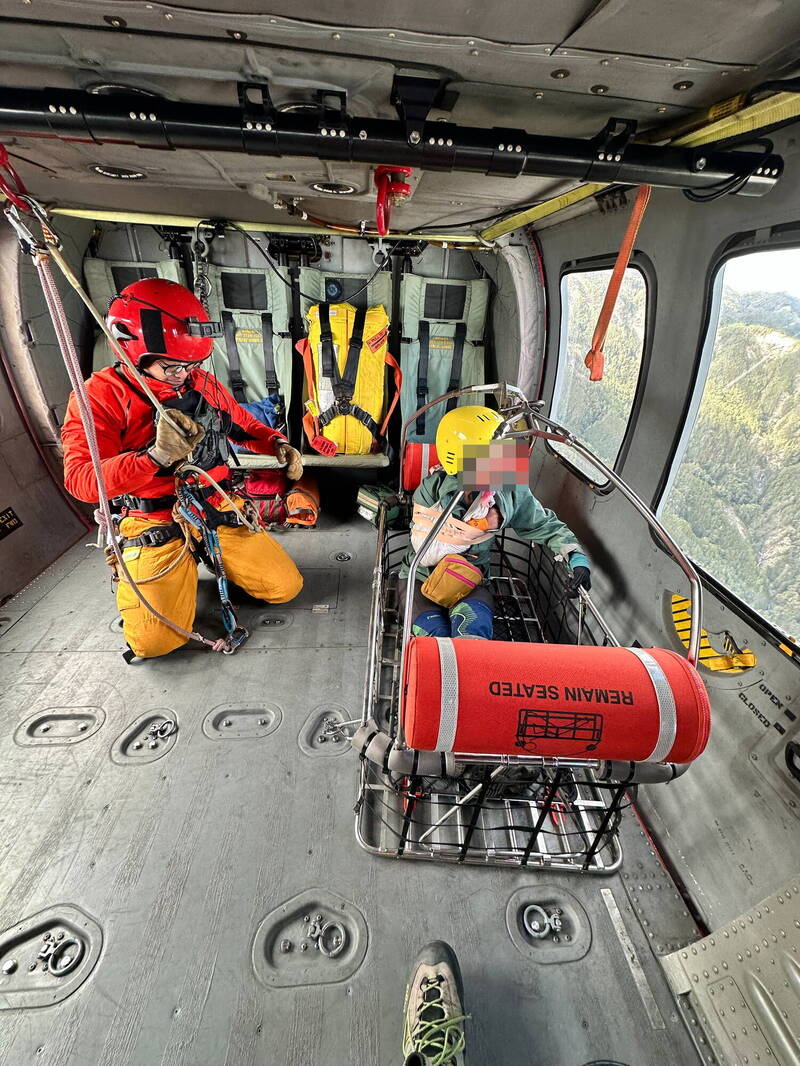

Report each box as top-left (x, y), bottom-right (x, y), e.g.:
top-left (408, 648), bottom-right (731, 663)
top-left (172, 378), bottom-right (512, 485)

top-left (260, 311), bottom-right (279, 394)
top-left (445, 322), bottom-right (467, 413)
top-left (415, 319), bottom-right (431, 435)
top-left (317, 304), bottom-right (376, 431)
top-left (221, 309), bottom-right (247, 402)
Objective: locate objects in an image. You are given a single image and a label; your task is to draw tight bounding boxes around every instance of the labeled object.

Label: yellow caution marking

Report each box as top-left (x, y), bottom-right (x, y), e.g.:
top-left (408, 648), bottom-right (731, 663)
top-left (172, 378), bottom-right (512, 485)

top-left (670, 594), bottom-right (756, 673)
top-left (480, 92), bottom-right (800, 241)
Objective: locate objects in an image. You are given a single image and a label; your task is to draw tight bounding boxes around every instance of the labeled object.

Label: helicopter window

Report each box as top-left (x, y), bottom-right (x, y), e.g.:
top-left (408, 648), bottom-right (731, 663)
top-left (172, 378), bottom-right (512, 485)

top-left (659, 247), bottom-right (800, 641)
top-left (220, 272), bottom-right (269, 310)
top-left (550, 264), bottom-right (648, 484)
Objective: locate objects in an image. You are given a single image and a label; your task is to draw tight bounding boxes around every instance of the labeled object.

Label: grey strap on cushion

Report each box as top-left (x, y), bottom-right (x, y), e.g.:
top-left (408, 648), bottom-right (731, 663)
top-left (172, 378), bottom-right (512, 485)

top-left (260, 312), bottom-right (279, 394)
top-left (415, 319), bottom-right (430, 436)
top-left (221, 310), bottom-right (246, 402)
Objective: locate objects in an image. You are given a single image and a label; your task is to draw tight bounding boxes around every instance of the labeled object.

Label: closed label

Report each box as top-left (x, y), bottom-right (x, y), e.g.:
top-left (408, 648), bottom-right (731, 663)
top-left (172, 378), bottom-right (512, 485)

top-left (429, 336), bottom-right (454, 349)
top-left (0, 506), bottom-right (23, 541)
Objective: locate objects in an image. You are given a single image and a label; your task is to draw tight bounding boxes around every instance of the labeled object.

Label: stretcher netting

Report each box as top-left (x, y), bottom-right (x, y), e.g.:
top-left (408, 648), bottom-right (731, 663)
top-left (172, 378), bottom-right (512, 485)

top-left (355, 523), bottom-right (709, 873)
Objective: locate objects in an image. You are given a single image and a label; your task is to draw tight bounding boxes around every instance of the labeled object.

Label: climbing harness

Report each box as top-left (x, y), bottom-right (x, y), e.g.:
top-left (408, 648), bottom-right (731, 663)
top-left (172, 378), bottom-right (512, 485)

top-left (583, 184), bottom-right (652, 382)
top-left (1, 157), bottom-right (256, 654)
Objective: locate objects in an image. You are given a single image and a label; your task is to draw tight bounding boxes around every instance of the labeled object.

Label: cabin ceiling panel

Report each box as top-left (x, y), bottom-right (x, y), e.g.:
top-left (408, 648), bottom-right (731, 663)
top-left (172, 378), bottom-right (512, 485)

top-left (1, 1), bottom-right (786, 106)
top-left (0, 0), bottom-right (600, 47)
top-left (562, 0), bottom-right (800, 66)
top-left (0, 5), bottom-right (796, 224)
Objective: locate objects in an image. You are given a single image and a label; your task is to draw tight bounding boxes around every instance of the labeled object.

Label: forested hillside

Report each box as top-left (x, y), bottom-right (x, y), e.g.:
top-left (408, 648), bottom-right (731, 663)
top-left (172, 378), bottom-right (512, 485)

top-left (556, 269), bottom-right (799, 638)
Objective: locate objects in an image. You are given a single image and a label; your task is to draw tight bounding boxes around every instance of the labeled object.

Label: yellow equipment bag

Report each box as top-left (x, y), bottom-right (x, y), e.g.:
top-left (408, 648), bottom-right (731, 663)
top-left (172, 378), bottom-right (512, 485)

top-left (299, 302), bottom-right (401, 455)
top-left (421, 554), bottom-right (484, 608)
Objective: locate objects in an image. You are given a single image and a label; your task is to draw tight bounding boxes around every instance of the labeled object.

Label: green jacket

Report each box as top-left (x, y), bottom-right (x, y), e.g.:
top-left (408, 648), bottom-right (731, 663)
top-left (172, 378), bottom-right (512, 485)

top-left (401, 468), bottom-right (589, 582)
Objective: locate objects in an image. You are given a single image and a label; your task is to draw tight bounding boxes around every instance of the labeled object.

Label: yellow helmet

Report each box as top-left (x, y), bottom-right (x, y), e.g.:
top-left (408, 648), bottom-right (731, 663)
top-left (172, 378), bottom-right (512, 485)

top-left (435, 405), bottom-right (504, 476)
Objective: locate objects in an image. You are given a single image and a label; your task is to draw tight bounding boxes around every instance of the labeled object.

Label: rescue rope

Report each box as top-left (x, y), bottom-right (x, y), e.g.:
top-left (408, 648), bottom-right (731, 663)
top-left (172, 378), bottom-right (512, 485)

top-left (583, 184), bottom-right (651, 382)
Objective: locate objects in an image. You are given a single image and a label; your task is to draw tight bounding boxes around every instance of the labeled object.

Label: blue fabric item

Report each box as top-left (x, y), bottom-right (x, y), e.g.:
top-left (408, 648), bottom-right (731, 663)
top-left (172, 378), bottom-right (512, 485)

top-left (568, 551), bottom-right (591, 572)
top-left (450, 597), bottom-right (494, 640)
top-left (412, 609), bottom-right (451, 637)
top-left (231, 394), bottom-right (283, 452)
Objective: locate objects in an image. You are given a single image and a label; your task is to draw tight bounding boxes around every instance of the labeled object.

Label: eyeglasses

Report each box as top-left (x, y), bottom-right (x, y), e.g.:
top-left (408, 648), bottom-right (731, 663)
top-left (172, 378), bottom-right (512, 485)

top-left (154, 360), bottom-right (194, 375)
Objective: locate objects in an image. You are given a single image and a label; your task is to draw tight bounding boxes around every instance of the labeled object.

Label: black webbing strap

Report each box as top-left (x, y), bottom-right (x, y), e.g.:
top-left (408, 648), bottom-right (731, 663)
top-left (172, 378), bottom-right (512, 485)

top-left (522, 769), bottom-right (564, 866)
top-left (415, 319), bottom-right (430, 436)
top-left (121, 521), bottom-right (182, 549)
top-left (221, 310), bottom-right (246, 402)
top-left (339, 306), bottom-right (367, 399)
top-left (316, 305), bottom-right (376, 434)
top-left (318, 402), bottom-right (379, 437)
top-left (445, 321), bottom-right (467, 413)
top-left (458, 767), bottom-right (493, 863)
top-left (118, 479), bottom-right (232, 513)
top-left (139, 308), bottom-right (167, 355)
top-left (318, 302), bottom-right (336, 385)
top-left (260, 312), bottom-right (279, 394)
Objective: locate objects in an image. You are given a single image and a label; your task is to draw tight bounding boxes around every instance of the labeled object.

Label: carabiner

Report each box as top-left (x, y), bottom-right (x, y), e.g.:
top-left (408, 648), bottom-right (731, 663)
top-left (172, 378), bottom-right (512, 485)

top-left (221, 626), bottom-right (250, 654)
top-left (3, 202), bottom-right (47, 256)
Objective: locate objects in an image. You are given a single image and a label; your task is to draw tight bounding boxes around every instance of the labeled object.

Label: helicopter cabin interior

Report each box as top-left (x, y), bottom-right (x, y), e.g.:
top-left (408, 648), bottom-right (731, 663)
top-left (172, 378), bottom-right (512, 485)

top-left (0, 3), bottom-right (799, 1065)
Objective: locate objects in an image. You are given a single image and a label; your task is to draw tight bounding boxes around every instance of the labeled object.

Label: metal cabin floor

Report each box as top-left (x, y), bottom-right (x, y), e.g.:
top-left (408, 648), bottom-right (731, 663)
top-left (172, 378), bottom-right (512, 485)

top-left (0, 521), bottom-right (703, 1066)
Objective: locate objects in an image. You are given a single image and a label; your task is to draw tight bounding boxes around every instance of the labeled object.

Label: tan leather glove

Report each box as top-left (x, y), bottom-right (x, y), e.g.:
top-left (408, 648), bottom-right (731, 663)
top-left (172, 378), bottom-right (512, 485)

top-left (148, 410), bottom-right (205, 467)
top-left (274, 441), bottom-right (303, 480)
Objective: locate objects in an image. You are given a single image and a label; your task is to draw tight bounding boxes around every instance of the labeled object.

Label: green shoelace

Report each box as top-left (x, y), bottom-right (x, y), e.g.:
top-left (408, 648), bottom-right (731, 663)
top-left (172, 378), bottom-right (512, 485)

top-left (405, 976), bottom-right (468, 1066)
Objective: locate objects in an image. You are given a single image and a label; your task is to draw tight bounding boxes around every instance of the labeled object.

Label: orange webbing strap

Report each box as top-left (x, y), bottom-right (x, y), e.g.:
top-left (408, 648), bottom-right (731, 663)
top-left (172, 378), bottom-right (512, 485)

top-left (379, 351), bottom-right (403, 437)
top-left (584, 184), bottom-right (652, 382)
top-left (296, 337), bottom-right (337, 456)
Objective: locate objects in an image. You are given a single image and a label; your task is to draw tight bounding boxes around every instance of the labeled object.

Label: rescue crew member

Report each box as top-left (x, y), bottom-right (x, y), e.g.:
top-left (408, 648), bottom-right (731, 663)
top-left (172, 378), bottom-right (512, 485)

top-left (61, 278), bottom-right (304, 658)
top-left (401, 406), bottom-right (592, 639)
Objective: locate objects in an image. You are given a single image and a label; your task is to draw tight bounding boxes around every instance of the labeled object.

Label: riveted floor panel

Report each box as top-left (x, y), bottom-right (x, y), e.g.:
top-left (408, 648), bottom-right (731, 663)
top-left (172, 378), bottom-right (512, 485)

top-left (0, 522), bottom-right (707, 1066)
top-left (663, 877), bottom-right (800, 1066)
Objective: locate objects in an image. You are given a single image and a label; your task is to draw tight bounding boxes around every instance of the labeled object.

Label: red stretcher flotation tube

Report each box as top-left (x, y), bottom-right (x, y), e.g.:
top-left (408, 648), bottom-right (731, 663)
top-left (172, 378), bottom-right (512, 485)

top-left (402, 638), bottom-right (710, 763)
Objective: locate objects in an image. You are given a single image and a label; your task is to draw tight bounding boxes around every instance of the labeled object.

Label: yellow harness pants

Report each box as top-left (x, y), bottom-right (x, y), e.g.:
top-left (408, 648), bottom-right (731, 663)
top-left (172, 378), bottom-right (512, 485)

top-left (116, 509), bottom-right (303, 658)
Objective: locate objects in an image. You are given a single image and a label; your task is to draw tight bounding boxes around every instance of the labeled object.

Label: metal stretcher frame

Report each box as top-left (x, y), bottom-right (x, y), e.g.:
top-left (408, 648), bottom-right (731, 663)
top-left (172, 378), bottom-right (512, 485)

top-left (354, 384), bottom-right (702, 872)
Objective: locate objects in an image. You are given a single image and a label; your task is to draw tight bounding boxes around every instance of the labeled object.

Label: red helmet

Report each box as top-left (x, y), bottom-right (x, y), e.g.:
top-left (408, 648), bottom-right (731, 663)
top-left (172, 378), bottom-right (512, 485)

top-left (106, 278), bottom-right (221, 365)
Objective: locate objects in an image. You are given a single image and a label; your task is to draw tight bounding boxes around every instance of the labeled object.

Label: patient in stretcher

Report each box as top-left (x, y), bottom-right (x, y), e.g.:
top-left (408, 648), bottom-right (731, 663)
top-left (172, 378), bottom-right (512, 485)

top-left (400, 407), bottom-right (592, 640)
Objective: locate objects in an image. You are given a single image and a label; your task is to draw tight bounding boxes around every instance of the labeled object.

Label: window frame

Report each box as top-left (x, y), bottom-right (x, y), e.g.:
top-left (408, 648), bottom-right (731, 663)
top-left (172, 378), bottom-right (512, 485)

top-left (653, 226), bottom-right (800, 650)
top-left (546, 251), bottom-right (656, 494)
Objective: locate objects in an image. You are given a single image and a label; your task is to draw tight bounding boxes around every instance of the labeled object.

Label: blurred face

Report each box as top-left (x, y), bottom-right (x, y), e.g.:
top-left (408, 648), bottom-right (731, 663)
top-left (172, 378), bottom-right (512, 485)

top-left (461, 439), bottom-right (528, 490)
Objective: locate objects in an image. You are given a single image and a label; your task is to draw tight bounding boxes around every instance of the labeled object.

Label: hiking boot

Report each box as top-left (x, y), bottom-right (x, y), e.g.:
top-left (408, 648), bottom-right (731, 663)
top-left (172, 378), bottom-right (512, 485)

top-left (402, 940), bottom-right (467, 1065)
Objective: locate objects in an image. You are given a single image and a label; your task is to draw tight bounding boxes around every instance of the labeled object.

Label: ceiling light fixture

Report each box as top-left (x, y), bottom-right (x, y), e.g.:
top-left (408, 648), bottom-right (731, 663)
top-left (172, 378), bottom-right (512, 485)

top-left (309, 180), bottom-right (358, 195)
top-left (86, 83), bottom-right (160, 97)
top-left (90, 164), bottom-right (147, 180)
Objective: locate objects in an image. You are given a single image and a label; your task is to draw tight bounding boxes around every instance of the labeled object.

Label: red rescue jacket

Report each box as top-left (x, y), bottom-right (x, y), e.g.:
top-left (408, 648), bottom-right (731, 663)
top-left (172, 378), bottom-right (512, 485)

top-left (62, 363), bottom-right (286, 520)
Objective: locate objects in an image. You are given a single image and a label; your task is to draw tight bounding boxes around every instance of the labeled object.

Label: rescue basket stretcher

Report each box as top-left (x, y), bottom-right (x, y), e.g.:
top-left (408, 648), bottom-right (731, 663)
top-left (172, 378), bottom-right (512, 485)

top-left (349, 384), bottom-right (709, 874)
